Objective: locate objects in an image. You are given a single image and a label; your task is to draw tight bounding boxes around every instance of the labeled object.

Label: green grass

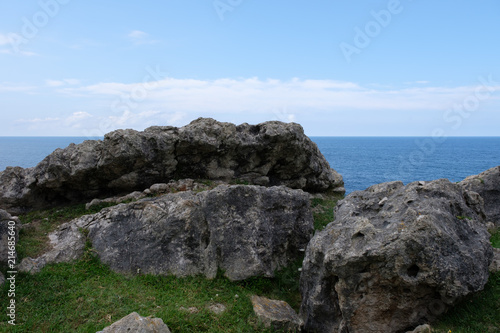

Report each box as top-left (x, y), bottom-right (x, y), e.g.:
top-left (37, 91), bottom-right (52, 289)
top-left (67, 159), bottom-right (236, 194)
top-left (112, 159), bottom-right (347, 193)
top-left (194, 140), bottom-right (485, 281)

top-left (0, 246), bottom-right (303, 332)
top-left (310, 196), bottom-right (340, 230)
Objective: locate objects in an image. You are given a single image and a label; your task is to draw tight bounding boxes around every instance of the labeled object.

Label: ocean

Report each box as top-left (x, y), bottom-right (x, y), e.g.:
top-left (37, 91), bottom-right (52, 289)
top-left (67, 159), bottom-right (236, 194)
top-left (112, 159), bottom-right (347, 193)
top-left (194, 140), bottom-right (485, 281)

top-left (0, 136), bottom-right (499, 194)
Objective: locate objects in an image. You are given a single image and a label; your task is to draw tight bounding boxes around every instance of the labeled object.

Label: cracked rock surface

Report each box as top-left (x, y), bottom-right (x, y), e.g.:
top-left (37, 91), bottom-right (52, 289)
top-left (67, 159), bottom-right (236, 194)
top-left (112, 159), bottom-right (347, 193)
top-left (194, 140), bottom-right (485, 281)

top-left (20, 185), bottom-right (314, 281)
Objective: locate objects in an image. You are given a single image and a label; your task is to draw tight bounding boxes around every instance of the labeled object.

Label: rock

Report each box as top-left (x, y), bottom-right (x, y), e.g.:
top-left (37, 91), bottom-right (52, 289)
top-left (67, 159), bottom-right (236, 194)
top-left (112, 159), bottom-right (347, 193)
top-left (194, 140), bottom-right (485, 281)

top-left (207, 303), bottom-right (227, 315)
top-left (0, 271), bottom-right (4, 286)
top-left (179, 306), bottom-right (199, 314)
top-left (96, 312), bottom-right (171, 333)
top-left (300, 179), bottom-right (493, 333)
top-left (490, 248), bottom-right (500, 273)
top-left (406, 324), bottom-right (432, 333)
top-left (18, 218), bottom-right (87, 274)
top-left (251, 296), bottom-right (303, 332)
top-left (0, 209), bottom-right (20, 264)
top-left (0, 118), bottom-right (344, 214)
top-left (20, 185), bottom-right (314, 281)
top-left (460, 166), bottom-right (500, 226)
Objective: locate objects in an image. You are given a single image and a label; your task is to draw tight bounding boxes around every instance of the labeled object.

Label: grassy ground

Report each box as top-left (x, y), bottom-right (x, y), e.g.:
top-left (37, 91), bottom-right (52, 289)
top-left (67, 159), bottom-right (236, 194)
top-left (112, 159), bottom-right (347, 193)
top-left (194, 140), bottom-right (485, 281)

top-left (1, 195), bottom-right (498, 332)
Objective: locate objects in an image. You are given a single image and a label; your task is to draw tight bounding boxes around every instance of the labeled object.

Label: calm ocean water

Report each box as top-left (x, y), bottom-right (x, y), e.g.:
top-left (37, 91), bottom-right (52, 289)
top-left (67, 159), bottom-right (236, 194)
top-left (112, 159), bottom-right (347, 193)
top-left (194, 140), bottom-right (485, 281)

top-left (0, 137), bottom-right (499, 193)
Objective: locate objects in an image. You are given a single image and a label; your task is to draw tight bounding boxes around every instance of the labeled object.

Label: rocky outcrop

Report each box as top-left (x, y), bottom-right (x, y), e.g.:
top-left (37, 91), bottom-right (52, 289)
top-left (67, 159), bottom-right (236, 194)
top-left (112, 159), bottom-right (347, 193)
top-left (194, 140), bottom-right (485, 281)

top-left (251, 296), bottom-right (303, 332)
top-left (0, 118), bottom-right (344, 214)
top-left (0, 209), bottom-right (19, 264)
top-left (96, 312), bottom-right (171, 333)
top-left (460, 165), bottom-right (500, 226)
top-left (20, 185), bottom-right (314, 281)
top-left (300, 179), bottom-right (493, 333)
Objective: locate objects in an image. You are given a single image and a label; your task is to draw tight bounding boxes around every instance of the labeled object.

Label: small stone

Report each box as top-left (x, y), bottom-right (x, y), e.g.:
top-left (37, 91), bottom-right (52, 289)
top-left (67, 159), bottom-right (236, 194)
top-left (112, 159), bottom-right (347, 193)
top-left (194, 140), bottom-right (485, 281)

top-left (406, 324), bottom-right (432, 333)
top-left (251, 295), bottom-right (302, 332)
top-left (96, 312), bottom-right (171, 333)
top-left (179, 306), bottom-right (199, 314)
top-left (207, 303), bottom-right (226, 315)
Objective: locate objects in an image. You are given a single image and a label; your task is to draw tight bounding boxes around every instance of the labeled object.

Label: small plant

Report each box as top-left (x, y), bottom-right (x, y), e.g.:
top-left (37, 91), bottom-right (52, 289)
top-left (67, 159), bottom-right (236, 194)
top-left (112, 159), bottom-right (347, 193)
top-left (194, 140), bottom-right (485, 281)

top-left (456, 216), bottom-right (472, 221)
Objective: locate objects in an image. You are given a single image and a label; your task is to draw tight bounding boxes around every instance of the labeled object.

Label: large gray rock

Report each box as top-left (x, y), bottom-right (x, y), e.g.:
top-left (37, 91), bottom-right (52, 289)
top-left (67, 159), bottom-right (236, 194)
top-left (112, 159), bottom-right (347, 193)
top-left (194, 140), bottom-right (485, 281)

top-left (0, 209), bottom-right (20, 264)
top-left (0, 118), bottom-right (344, 214)
top-left (460, 165), bottom-right (500, 226)
top-left (96, 312), bottom-right (171, 333)
top-left (300, 179), bottom-right (493, 333)
top-left (20, 185), bottom-right (314, 281)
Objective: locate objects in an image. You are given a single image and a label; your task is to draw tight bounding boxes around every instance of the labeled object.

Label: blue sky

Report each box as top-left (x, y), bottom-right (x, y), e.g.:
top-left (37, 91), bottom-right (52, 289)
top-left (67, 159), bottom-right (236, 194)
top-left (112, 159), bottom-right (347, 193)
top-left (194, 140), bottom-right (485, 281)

top-left (1, 0), bottom-right (499, 136)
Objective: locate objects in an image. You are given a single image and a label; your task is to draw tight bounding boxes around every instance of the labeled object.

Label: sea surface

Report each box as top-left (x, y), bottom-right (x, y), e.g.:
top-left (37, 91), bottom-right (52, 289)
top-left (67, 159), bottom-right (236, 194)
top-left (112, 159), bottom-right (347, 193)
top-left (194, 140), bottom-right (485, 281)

top-left (0, 136), bottom-right (499, 194)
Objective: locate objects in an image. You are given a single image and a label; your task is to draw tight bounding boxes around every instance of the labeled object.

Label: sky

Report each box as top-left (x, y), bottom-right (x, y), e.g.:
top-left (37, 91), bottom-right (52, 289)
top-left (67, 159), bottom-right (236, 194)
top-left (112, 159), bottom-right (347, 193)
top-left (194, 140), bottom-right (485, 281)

top-left (0, 0), bottom-right (499, 137)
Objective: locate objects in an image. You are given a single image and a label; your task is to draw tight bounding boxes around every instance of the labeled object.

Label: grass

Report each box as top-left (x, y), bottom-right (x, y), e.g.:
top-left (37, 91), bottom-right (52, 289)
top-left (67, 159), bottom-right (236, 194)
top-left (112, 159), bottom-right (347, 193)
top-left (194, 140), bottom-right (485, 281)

top-left (2, 196), bottom-right (499, 332)
top-left (310, 196), bottom-right (340, 230)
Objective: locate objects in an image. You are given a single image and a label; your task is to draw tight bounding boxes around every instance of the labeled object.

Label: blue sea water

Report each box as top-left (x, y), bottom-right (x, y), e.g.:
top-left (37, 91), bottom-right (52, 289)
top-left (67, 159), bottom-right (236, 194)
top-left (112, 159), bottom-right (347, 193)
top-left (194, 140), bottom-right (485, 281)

top-left (0, 136), bottom-right (499, 194)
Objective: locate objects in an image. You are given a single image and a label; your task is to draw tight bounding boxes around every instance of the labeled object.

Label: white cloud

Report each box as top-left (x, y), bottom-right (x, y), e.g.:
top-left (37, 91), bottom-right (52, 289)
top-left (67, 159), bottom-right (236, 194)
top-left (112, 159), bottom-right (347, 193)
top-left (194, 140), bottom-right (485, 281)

top-left (0, 83), bottom-right (36, 92)
top-left (46, 79), bottom-right (81, 87)
top-left (63, 77), bottom-right (500, 115)
top-left (0, 33), bottom-right (38, 56)
top-left (127, 30), bottom-right (159, 45)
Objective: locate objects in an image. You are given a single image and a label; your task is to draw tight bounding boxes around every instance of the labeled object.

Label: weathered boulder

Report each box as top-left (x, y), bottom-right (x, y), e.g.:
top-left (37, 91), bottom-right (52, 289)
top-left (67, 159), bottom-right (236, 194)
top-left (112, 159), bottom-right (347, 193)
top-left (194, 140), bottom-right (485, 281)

top-left (0, 118), bottom-right (344, 214)
top-left (96, 312), bottom-right (171, 333)
top-left (460, 165), bottom-right (500, 226)
top-left (251, 296), bottom-right (303, 332)
top-left (0, 209), bottom-right (20, 264)
top-left (20, 185), bottom-right (313, 281)
top-left (300, 179), bottom-right (493, 333)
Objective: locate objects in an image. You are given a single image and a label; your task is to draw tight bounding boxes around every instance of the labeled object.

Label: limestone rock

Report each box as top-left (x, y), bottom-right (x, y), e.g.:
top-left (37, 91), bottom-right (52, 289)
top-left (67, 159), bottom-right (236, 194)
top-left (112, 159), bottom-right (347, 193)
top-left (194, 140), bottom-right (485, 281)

top-left (460, 166), bottom-right (500, 226)
top-left (0, 209), bottom-right (20, 264)
top-left (20, 185), bottom-right (313, 281)
top-left (300, 179), bottom-right (493, 333)
top-left (0, 118), bottom-right (344, 214)
top-left (490, 248), bottom-right (500, 273)
top-left (251, 296), bottom-right (303, 332)
top-left (96, 312), bottom-right (171, 333)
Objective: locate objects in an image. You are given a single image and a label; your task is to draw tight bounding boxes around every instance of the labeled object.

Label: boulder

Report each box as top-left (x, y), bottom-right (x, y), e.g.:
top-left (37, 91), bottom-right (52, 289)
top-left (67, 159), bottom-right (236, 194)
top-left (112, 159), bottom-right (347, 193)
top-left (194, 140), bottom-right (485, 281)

top-left (20, 185), bottom-right (313, 281)
top-left (0, 209), bottom-right (20, 264)
top-left (251, 296), bottom-right (303, 332)
top-left (0, 118), bottom-right (344, 214)
top-left (460, 165), bottom-right (500, 226)
top-left (96, 312), bottom-right (171, 333)
top-left (300, 179), bottom-right (493, 333)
